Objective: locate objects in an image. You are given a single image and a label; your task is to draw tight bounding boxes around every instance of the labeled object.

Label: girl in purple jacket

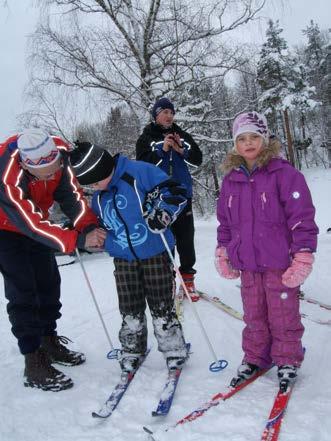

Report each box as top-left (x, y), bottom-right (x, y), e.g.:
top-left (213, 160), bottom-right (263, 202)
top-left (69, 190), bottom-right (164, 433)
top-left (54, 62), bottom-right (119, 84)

top-left (215, 111), bottom-right (318, 392)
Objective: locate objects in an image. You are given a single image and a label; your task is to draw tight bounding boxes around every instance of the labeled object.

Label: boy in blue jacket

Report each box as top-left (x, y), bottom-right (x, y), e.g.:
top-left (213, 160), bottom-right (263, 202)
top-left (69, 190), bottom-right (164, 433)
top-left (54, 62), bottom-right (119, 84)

top-left (70, 143), bottom-right (189, 372)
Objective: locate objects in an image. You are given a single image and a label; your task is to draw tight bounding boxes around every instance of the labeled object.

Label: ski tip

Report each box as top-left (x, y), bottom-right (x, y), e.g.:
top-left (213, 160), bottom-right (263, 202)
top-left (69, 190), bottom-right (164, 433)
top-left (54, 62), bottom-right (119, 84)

top-left (91, 411), bottom-right (101, 418)
top-left (143, 426), bottom-right (157, 440)
top-left (151, 410), bottom-right (167, 417)
top-left (91, 410), bottom-right (110, 419)
top-left (143, 426), bottom-right (154, 434)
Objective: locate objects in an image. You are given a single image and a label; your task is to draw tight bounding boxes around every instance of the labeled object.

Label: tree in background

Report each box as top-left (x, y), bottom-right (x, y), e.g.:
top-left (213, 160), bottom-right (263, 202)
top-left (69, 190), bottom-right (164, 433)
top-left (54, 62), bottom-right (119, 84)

top-left (323, 44), bottom-right (331, 167)
top-left (302, 22), bottom-right (331, 167)
top-left (24, 0), bottom-right (266, 133)
top-left (17, 0), bottom-right (330, 212)
top-left (257, 19), bottom-right (318, 168)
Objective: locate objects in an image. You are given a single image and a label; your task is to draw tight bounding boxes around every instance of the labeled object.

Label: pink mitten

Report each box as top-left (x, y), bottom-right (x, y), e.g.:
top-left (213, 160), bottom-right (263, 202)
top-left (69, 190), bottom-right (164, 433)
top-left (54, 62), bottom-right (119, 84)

top-left (215, 246), bottom-right (240, 279)
top-left (282, 252), bottom-right (314, 288)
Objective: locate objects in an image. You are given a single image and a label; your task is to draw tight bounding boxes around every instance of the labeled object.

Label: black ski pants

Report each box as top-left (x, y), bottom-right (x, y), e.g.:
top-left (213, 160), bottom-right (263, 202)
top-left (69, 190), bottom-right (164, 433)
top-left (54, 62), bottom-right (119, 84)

top-left (0, 230), bottom-right (61, 354)
top-left (171, 198), bottom-right (196, 274)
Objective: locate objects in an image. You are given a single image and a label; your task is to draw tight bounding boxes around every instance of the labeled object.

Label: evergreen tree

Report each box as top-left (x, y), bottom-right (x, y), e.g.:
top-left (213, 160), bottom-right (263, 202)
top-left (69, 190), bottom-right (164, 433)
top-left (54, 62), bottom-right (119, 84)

top-left (103, 107), bottom-right (140, 158)
top-left (257, 20), bottom-right (290, 133)
top-left (302, 22), bottom-right (330, 167)
top-left (257, 20), bottom-right (318, 167)
top-left (303, 21), bottom-right (325, 90)
top-left (75, 107), bottom-right (140, 159)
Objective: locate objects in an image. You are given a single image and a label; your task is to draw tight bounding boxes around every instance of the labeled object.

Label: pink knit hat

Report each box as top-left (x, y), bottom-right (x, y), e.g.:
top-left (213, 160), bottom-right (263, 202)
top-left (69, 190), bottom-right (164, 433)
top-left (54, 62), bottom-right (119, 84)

top-left (232, 111), bottom-right (269, 142)
top-left (17, 129), bottom-right (60, 168)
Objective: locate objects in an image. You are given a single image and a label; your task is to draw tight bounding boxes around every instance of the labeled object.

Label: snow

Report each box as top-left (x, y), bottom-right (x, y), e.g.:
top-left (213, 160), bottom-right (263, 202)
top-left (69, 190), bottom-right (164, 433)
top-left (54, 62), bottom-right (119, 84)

top-left (1, 167), bottom-right (331, 441)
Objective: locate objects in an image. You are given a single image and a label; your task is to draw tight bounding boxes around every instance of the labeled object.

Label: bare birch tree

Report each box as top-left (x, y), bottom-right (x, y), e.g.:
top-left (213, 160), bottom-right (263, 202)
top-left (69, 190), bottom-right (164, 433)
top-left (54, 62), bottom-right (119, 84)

top-left (25, 0), bottom-right (267, 129)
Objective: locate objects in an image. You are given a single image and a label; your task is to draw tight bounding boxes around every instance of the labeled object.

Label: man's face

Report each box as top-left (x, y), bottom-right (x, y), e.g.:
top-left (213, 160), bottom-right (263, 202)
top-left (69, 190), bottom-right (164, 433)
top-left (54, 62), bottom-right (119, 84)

top-left (22, 158), bottom-right (62, 181)
top-left (156, 109), bottom-right (174, 128)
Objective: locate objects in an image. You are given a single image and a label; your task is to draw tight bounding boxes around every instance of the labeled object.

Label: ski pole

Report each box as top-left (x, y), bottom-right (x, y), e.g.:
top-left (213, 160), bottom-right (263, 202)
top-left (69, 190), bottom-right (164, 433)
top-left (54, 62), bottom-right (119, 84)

top-left (75, 248), bottom-right (119, 359)
top-left (160, 233), bottom-right (228, 372)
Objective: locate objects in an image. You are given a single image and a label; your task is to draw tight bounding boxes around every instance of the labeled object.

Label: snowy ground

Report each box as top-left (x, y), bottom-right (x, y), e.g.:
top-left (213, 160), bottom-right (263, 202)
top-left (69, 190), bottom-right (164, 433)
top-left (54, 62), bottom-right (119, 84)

top-left (1, 167), bottom-right (331, 441)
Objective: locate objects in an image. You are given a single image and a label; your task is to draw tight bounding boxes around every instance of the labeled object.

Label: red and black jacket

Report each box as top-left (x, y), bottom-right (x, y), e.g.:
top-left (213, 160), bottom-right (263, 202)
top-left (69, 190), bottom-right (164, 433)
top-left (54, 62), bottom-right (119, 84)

top-left (0, 134), bottom-right (98, 253)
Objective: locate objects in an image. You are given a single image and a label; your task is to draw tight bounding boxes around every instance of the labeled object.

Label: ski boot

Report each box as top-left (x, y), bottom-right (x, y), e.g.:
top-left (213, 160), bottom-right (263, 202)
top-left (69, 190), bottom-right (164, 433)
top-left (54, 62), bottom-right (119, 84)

top-left (230, 362), bottom-right (259, 387)
top-left (277, 365), bottom-right (297, 393)
top-left (179, 273), bottom-right (200, 302)
top-left (119, 353), bottom-right (142, 373)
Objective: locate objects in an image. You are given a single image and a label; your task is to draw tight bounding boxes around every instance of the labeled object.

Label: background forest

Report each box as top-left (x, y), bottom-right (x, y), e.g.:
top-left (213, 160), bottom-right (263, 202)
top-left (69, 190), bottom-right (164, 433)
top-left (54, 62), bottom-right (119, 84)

top-left (16, 0), bottom-right (330, 215)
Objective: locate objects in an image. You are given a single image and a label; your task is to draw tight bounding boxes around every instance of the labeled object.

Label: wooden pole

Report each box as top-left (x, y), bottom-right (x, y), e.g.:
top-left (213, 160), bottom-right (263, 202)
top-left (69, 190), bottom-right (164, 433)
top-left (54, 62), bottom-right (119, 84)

top-left (283, 108), bottom-right (295, 167)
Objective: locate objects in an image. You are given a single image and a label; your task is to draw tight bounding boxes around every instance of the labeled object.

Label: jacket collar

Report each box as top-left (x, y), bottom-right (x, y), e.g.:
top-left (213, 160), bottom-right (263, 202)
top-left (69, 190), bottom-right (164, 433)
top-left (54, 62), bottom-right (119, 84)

top-left (229, 158), bottom-right (286, 182)
top-left (105, 154), bottom-right (126, 188)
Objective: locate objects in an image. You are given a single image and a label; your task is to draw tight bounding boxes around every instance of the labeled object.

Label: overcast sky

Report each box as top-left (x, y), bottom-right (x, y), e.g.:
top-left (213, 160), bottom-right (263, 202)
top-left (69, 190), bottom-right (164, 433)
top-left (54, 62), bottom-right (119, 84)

top-left (0, 0), bottom-right (329, 141)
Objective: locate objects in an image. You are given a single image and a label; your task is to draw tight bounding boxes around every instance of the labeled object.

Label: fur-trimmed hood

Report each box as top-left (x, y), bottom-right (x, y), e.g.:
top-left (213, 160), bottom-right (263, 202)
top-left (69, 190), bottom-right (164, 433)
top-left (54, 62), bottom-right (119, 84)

top-left (222, 137), bottom-right (282, 174)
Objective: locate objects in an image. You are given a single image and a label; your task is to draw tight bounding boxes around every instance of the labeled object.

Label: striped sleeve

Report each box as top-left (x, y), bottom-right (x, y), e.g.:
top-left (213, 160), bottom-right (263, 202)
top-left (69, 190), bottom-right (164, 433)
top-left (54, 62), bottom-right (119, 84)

top-left (1, 150), bottom-right (82, 253)
top-left (53, 162), bottom-right (98, 232)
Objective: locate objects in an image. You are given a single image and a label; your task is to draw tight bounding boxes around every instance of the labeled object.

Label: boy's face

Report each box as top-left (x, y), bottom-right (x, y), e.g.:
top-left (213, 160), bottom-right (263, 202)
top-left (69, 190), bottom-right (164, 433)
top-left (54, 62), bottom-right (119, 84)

top-left (90, 174), bottom-right (112, 191)
top-left (156, 109), bottom-right (174, 128)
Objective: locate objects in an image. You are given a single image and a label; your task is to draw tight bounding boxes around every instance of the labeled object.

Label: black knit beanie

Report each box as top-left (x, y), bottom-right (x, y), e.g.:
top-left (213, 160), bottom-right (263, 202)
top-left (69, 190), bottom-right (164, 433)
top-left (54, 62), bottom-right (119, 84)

top-left (151, 97), bottom-right (175, 120)
top-left (70, 142), bottom-right (115, 185)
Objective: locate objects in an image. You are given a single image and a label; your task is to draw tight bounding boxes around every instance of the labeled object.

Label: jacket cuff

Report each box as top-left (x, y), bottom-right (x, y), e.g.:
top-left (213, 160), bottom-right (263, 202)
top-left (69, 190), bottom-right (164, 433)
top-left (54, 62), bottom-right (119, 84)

top-left (76, 232), bottom-right (87, 250)
top-left (81, 224), bottom-right (98, 235)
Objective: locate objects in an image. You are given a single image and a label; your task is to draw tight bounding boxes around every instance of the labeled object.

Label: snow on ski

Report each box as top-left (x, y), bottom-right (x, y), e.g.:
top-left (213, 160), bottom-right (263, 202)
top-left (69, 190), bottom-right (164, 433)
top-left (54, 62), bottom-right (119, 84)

top-left (261, 383), bottom-right (296, 441)
top-left (299, 291), bottom-right (331, 311)
top-left (143, 366), bottom-right (272, 439)
top-left (151, 343), bottom-right (191, 417)
top-left (300, 312), bottom-right (331, 326)
top-left (237, 284), bottom-right (331, 312)
top-left (151, 368), bottom-right (182, 417)
top-left (197, 290), bottom-right (243, 321)
top-left (92, 349), bottom-right (150, 419)
top-left (202, 289), bottom-right (330, 326)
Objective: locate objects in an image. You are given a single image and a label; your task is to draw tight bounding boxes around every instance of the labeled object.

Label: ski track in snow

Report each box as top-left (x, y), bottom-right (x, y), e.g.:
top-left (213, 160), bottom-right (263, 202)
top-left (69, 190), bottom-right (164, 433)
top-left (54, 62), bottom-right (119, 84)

top-left (0, 167), bottom-right (330, 441)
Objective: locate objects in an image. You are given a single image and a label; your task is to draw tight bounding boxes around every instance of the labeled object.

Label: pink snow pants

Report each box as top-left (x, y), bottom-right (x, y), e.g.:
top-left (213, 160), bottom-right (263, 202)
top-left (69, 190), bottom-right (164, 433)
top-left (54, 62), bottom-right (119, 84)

top-left (240, 270), bottom-right (304, 368)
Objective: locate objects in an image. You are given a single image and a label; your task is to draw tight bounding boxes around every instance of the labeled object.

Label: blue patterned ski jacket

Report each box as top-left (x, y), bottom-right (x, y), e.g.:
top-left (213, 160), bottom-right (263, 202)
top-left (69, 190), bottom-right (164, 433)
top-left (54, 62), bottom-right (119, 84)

top-left (91, 154), bottom-right (187, 261)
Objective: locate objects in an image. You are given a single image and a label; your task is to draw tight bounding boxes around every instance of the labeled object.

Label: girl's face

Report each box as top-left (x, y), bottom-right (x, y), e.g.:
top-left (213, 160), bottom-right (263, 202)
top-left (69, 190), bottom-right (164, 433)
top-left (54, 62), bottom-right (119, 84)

top-left (235, 132), bottom-right (264, 169)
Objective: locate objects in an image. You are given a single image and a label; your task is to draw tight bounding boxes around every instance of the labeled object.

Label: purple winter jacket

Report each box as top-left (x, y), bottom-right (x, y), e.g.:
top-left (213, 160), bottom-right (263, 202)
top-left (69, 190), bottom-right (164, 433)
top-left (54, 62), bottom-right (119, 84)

top-left (216, 158), bottom-right (318, 272)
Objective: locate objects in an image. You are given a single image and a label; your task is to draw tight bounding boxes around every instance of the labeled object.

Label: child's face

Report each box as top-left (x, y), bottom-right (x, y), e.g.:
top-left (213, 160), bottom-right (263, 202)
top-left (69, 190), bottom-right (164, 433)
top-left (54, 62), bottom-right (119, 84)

top-left (22, 158), bottom-right (62, 181)
top-left (90, 174), bottom-right (112, 191)
top-left (156, 109), bottom-right (174, 127)
top-left (235, 132), bottom-right (264, 166)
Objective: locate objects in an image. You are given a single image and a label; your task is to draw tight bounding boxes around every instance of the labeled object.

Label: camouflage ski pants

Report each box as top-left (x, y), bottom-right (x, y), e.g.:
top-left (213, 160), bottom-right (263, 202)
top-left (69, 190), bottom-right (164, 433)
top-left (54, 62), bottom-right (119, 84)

top-left (114, 252), bottom-right (187, 359)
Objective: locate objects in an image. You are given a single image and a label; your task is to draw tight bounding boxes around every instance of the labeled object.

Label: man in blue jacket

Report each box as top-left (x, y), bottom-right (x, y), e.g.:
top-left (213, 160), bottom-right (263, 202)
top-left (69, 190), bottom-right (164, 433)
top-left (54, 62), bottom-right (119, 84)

top-left (136, 98), bottom-right (203, 301)
top-left (70, 142), bottom-right (189, 373)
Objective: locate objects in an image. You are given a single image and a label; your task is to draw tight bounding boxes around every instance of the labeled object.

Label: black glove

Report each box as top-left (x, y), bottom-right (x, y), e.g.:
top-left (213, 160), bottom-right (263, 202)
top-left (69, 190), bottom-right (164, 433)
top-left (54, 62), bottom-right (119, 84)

top-left (145, 209), bottom-right (172, 233)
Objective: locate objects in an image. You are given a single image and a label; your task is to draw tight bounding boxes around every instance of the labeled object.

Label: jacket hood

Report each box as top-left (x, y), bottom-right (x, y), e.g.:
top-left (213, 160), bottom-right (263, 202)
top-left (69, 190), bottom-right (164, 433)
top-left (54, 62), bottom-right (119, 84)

top-left (106, 154), bottom-right (127, 188)
top-left (222, 137), bottom-right (282, 174)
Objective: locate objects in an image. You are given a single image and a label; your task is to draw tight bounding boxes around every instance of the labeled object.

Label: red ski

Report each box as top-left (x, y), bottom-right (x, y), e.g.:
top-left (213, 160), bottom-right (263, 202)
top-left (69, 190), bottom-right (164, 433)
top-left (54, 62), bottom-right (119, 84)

top-left (175, 366), bottom-right (271, 426)
top-left (261, 384), bottom-right (296, 441)
top-left (143, 367), bottom-right (271, 440)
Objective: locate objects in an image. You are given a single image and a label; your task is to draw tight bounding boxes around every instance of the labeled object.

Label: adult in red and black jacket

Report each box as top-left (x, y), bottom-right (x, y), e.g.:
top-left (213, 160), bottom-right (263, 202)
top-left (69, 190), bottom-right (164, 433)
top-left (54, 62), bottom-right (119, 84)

top-left (0, 130), bottom-right (105, 391)
top-left (136, 98), bottom-right (202, 297)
